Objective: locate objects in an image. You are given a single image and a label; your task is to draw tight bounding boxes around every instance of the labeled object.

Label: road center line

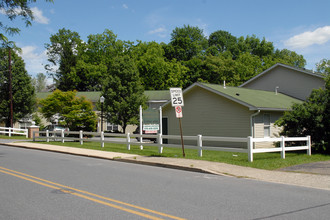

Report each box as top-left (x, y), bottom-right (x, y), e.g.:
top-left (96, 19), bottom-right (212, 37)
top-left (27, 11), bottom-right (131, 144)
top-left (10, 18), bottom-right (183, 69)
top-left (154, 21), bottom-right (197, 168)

top-left (0, 166), bottom-right (185, 220)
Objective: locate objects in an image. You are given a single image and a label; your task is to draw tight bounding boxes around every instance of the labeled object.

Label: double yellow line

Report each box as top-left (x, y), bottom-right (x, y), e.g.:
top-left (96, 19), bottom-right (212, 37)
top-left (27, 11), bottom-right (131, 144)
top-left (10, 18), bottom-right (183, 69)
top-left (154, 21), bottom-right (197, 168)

top-left (0, 166), bottom-right (185, 220)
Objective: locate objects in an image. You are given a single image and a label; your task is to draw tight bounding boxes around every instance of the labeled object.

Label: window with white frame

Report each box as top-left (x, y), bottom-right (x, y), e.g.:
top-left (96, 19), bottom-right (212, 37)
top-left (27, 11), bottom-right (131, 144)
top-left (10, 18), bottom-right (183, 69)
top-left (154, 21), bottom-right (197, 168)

top-left (263, 113), bottom-right (271, 137)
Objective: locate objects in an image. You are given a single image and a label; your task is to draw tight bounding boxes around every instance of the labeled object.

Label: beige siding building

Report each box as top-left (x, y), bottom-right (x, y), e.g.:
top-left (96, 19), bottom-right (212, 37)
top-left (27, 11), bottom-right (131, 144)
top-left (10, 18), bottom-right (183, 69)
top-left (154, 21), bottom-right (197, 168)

top-left (240, 63), bottom-right (325, 100)
top-left (162, 82), bottom-right (302, 148)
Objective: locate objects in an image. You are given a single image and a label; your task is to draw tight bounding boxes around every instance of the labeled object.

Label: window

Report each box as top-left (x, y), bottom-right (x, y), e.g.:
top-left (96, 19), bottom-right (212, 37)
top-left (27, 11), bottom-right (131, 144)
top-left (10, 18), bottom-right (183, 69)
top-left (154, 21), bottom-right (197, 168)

top-left (263, 113), bottom-right (271, 137)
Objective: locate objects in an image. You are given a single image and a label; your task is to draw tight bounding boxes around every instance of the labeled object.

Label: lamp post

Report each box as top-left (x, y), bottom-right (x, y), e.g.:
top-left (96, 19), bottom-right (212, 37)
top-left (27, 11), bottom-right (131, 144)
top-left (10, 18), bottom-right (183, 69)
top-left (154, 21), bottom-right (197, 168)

top-left (100, 96), bottom-right (105, 132)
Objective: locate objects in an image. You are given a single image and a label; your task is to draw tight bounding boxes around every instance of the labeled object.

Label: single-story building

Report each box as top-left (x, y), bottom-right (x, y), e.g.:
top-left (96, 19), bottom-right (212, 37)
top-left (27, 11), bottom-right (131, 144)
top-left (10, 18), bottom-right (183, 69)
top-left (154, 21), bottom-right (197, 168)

top-left (162, 82), bottom-right (302, 148)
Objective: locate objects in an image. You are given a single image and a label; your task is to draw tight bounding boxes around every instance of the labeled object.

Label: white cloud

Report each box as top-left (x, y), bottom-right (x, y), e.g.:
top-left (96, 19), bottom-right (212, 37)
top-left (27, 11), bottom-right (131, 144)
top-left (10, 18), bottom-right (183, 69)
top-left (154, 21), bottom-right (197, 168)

top-left (284, 26), bottom-right (330, 49)
top-left (147, 27), bottom-right (167, 38)
top-left (0, 7), bottom-right (49, 24)
top-left (20, 46), bottom-right (48, 76)
top-left (122, 4), bottom-right (128, 9)
top-left (31, 7), bottom-right (49, 24)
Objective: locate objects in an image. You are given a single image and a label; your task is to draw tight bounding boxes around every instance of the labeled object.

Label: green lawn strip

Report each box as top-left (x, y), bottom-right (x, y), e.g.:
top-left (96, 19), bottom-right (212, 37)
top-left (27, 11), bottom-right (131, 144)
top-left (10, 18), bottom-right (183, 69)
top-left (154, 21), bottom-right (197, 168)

top-left (31, 140), bottom-right (330, 170)
top-left (0, 135), bottom-right (30, 139)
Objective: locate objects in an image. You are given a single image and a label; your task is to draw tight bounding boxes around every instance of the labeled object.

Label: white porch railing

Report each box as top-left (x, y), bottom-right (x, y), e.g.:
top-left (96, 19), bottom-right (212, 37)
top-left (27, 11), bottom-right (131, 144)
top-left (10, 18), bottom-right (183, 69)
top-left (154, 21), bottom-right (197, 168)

top-left (0, 127), bottom-right (28, 138)
top-left (33, 130), bottom-right (311, 162)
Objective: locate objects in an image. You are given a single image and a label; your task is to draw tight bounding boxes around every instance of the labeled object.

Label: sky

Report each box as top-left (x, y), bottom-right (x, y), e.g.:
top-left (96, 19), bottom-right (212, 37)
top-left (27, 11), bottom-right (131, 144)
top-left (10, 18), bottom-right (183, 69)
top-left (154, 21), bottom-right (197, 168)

top-left (2, 0), bottom-right (330, 79)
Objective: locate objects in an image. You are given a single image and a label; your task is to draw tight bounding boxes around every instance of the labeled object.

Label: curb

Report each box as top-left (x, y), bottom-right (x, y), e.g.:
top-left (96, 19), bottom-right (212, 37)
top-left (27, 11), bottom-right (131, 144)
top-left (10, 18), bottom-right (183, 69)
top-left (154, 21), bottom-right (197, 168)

top-left (1, 142), bottom-right (213, 175)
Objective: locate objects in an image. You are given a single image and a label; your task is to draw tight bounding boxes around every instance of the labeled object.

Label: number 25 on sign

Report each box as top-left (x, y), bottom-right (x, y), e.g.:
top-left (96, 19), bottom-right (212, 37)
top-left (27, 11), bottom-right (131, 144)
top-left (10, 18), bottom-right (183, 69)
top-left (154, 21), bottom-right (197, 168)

top-left (170, 88), bottom-right (184, 107)
top-left (170, 88), bottom-right (185, 157)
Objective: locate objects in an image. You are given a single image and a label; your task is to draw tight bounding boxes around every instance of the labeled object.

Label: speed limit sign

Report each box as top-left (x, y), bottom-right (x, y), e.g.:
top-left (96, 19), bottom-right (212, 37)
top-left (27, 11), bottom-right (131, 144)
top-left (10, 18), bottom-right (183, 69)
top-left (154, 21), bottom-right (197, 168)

top-left (170, 88), bottom-right (184, 107)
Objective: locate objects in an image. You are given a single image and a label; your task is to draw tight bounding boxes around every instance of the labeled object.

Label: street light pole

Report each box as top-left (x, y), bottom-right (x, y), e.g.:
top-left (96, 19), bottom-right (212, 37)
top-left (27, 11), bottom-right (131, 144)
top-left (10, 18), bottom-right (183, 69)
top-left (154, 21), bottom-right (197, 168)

top-left (100, 96), bottom-right (105, 132)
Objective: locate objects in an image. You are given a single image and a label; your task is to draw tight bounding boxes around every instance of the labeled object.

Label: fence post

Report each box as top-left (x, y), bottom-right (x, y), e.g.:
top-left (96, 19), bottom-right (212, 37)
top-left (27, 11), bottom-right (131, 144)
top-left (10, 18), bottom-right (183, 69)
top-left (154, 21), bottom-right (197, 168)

top-left (9, 127), bottom-right (11, 137)
top-left (158, 133), bottom-right (163, 154)
top-left (307, 135), bottom-right (311, 156)
top-left (80, 130), bottom-right (83, 145)
top-left (198, 134), bottom-right (203, 157)
top-left (248, 136), bottom-right (253, 162)
top-left (25, 129), bottom-right (28, 138)
top-left (127, 133), bottom-right (131, 150)
top-left (46, 130), bottom-right (49, 142)
top-left (61, 130), bottom-right (65, 143)
top-left (101, 131), bottom-right (104, 148)
top-left (281, 136), bottom-right (285, 159)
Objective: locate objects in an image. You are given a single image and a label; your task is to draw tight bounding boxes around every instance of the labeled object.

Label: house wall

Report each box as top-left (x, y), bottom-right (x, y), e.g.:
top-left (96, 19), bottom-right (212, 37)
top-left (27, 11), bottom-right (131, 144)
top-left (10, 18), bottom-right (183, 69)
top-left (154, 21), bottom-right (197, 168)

top-left (242, 66), bottom-right (325, 100)
top-left (253, 111), bottom-right (283, 148)
top-left (162, 86), bottom-right (252, 148)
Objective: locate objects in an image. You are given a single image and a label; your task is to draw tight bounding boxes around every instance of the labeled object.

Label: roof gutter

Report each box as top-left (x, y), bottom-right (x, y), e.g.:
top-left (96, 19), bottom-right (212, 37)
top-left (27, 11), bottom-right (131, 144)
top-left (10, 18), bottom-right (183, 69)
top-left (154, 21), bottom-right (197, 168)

top-left (250, 110), bottom-right (261, 138)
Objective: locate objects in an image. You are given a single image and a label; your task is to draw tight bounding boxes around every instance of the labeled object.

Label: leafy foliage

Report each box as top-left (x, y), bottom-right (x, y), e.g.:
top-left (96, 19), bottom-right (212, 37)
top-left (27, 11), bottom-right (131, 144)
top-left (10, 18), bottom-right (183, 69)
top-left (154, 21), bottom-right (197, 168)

top-left (45, 26), bottom-right (308, 91)
top-left (39, 90), bottom-right (97, 131)
top-left (0, 47), bottom-right (36, 127)
top-left (32, 72), bottom-right (47, 92)
top-left (316, 59), bottom-right (330, 75)
top-left (101, 55), bottom-right (147, 133)
top-left (276, 76), bottom-right (330, 154)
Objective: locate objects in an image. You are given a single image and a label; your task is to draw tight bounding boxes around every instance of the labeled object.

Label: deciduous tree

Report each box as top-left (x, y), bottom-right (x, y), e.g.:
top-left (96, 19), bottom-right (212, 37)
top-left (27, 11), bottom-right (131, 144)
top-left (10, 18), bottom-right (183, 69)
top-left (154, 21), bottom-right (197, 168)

top-left (39, 90), bottom-right (97, 131)
top-left (101, 55), bottom-right (147, 133)
top-left (0, 47), bottom-right (36, 127)
top-left (276, 75), bottom-right (329, 154)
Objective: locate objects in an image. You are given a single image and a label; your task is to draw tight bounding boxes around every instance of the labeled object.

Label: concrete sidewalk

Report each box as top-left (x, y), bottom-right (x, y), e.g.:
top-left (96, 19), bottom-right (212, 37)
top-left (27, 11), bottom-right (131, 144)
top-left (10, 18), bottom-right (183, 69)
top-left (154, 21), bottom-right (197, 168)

top-left (3, 141), bottom-right (330, 191)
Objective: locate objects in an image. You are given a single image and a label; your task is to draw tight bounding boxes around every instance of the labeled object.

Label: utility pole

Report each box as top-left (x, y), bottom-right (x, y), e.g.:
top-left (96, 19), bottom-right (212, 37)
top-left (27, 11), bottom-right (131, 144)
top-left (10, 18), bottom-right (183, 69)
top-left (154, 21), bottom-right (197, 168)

top-left (8, 47), bottom-right (13, 128)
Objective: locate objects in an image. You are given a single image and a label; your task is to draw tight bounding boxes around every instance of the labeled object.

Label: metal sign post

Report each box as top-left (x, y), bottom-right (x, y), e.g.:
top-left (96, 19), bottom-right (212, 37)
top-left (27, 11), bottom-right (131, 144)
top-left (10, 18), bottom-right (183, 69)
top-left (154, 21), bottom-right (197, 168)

top-left (170, 88), bottom-right (185, 157)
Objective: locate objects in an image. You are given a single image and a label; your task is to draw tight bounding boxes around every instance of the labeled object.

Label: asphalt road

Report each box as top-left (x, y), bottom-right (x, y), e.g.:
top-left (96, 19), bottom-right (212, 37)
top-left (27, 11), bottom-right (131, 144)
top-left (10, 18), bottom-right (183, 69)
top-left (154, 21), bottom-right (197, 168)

top-left (1, 144), bottom-right (330, 220)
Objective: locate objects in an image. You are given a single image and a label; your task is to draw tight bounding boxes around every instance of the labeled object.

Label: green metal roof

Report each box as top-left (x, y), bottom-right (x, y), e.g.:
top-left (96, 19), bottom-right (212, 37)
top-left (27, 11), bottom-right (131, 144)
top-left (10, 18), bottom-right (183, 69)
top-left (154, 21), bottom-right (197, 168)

top-left (36, 91), bottom-right (170, 102)
top-left (36, 91), bottom-right (102, 102)
top-left (144, 90), bottom-right (170, 100)
top-left (197, 83), bottom-right (302, 111)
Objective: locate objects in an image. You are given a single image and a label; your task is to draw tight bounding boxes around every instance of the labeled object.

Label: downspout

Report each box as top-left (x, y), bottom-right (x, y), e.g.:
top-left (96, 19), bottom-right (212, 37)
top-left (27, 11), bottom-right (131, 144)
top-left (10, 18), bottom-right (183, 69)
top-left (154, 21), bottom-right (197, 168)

top-left (250, 110), bottom-right (260, 137)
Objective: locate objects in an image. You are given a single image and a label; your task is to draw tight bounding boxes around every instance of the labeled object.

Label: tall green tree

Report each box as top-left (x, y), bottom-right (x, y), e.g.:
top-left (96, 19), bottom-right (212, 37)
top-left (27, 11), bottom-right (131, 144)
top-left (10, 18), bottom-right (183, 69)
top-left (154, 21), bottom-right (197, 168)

top-left (276, 75), bottom-right (329, 154)
top-left (0, 47), bottom-right (36, 127)
top-left (132, 41), bottom-right (188, 90)
top-left (39, 90), bottom-right (97, 131)
top-left (273, 49), bottom-right (306, 68)
top-left (102, 55), bottom-right (147, 133)
top-left (45, 28), bottom-right (85, 91)
top-left (316, 59), bottom-right (330, 75)
top-left (32, 72), bottom-right (47, 92)
top-left (0, 0), bottom-right (53, 43)
top-left (208, 30), bottom-right (238, 57)
top-left (165, 25), bottom-right (208, 61)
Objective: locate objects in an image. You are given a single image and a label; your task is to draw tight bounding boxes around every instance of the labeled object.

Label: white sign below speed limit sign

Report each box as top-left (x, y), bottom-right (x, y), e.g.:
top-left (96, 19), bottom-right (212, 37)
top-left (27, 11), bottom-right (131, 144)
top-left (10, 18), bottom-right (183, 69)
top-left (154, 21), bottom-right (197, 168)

top-left (175, 106), bottom-right (183, 118)
top-left (170, 88), bottom-right (184, 107)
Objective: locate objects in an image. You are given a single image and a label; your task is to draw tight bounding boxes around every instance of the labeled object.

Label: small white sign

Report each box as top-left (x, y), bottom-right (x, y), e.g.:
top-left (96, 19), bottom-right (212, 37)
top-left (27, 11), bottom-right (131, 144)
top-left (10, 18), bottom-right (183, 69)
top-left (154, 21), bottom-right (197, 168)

top-left (143, 124), bottom-right (159, 131)
top-left (175, 106), bottom-right (183, 118)
top-left (170, 88), bottom-right (184, 107)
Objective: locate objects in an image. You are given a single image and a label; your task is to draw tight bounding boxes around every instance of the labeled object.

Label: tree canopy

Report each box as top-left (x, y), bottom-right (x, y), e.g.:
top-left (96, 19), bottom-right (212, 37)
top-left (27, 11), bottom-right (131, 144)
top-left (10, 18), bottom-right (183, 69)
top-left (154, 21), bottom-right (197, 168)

top-left (44, 25), bottom-right (308, 91)
top-left (101, 55), bottom-right (147, 133)
top-left (39, 90), bottom-right (97, 131)
top-left (0, 47), bottom-right (36, 126)
top-left (276, 75), bottom-right (330, 154)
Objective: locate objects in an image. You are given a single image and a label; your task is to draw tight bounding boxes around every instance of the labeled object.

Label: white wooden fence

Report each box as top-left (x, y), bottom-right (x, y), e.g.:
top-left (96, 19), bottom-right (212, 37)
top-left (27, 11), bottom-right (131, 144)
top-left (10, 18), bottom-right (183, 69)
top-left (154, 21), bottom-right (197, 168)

top-left (0, 127), bottom-right (28, 138)
top-left (34, 130), bottom-right (311, 162)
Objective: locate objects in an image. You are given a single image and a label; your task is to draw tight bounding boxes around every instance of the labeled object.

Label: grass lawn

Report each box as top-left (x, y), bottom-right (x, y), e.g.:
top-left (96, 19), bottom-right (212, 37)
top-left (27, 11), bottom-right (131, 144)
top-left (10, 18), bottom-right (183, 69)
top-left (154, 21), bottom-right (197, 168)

top-left (0, 135), bottom-right (29, 139)
top-left (28, 138), bottom-right (330, 170)
top-left (1, 135), bottom-right (329, 170)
